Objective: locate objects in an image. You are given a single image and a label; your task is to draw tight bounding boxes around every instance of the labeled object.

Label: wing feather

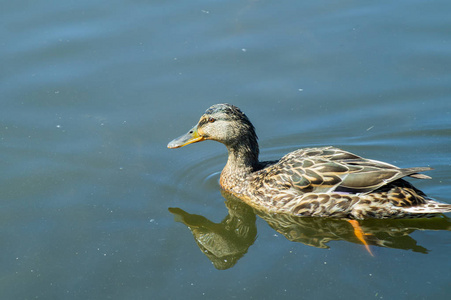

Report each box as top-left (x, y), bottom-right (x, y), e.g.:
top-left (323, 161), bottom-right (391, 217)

top-left (261, 147), bottom-right (432, 195)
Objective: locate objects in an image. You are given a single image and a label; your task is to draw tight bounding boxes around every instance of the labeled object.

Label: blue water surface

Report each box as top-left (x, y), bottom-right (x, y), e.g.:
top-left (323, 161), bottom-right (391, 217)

top-left (1, 1), bottom-right (450, 299)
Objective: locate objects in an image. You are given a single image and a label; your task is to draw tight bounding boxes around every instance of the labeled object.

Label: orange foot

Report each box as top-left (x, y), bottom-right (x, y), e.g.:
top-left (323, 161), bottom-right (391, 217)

top-left (348, 220), bottom-right (374, 257)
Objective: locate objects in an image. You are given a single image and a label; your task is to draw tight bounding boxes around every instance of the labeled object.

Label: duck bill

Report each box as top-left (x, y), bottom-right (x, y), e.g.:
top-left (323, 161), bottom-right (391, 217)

top-left (167, 125), bottom-right (205, 149)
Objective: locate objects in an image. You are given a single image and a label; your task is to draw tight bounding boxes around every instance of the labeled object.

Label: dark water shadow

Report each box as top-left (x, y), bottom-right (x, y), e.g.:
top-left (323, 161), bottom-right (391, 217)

top-left (169, 191), bottom-right (451, 270)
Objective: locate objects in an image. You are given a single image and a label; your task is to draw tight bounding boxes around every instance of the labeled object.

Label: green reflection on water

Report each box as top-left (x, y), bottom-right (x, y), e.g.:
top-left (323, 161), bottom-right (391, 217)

top-left (170, 191), bottom-right (451, 270)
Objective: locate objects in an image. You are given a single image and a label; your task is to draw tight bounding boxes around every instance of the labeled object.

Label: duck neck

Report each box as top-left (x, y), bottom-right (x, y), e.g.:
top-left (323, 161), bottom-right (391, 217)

top-left (220, 139), bottom-right (259, 190)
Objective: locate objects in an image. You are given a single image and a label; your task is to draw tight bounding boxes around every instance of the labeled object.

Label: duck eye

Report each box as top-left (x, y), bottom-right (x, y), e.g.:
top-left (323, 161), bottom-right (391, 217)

top-left (208, 117), bottom-right (216, 123)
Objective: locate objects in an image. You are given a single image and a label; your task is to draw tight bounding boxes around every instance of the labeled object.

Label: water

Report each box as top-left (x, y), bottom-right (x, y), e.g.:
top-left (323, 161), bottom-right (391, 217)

top-left (1, 0), bottom-right (450, 299)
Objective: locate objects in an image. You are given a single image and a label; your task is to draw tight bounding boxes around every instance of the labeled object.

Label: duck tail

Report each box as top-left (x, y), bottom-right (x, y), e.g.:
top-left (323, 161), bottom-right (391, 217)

top-left (403, 199), bottom-right (451, 215)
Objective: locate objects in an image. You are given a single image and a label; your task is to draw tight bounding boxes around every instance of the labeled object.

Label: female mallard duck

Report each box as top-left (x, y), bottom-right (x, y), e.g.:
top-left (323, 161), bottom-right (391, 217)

top-left (168, 104), bottom-right (451, 220)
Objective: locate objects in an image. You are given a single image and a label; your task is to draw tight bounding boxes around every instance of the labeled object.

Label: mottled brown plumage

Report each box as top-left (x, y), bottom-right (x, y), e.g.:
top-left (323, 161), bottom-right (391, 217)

top-left (168, 103), bottom-right (451, 219)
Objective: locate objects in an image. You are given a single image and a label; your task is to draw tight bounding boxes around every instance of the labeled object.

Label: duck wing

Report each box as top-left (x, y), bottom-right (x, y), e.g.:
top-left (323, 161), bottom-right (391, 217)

top-left (267, 147), bottom-right (432, 195)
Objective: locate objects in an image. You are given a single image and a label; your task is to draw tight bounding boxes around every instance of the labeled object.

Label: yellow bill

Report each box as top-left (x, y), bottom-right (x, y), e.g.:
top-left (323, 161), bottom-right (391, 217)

top-left (167, 125), bottom-right (205, 149)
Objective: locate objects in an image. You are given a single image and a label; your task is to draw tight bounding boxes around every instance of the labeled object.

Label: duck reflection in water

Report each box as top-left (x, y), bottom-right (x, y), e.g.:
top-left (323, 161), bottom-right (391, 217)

top-left (170, 191), bottom-right (451, 270)
top-left (169, 192), bottom-right (257, 270)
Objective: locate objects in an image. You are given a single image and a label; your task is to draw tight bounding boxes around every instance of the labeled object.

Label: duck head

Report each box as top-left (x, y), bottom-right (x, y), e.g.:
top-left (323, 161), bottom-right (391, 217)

top-left (167, 104), bottom-right (258, 151)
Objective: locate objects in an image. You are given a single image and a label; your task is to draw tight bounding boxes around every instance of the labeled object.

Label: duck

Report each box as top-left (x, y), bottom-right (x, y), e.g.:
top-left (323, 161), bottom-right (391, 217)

top-left (167, 103), bottom-right (451, 220)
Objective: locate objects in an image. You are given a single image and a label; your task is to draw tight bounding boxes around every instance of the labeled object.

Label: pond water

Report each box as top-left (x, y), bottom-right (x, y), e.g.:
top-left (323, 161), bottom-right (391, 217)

top-left (1, 0), bottom-right (450, 299)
